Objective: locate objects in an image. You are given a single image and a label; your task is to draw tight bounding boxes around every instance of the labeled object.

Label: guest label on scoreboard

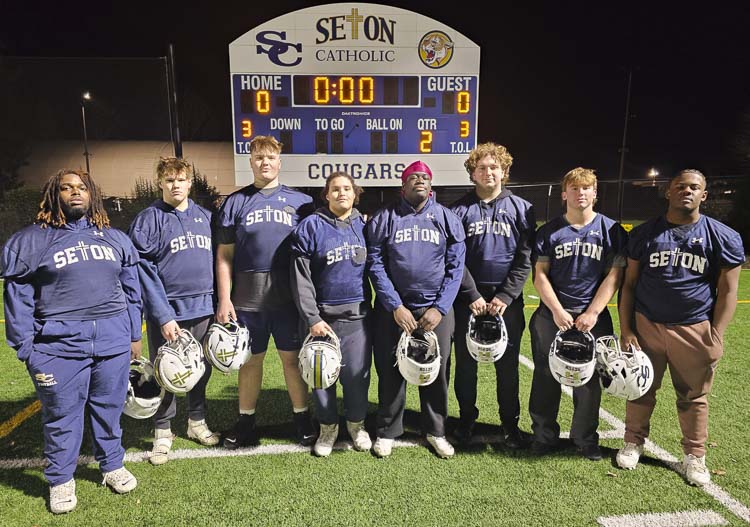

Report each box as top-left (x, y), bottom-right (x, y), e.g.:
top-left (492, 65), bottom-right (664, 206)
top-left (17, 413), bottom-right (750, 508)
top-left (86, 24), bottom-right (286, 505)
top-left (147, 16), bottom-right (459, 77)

top-left (229, 3), bottom-right (480, 186)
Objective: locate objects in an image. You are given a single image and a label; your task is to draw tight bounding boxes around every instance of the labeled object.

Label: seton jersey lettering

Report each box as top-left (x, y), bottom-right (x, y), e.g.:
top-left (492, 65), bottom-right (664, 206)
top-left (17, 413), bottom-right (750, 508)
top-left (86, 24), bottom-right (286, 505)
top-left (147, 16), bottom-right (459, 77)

top-left (53, 242), bottom-right (117, 268)
top-left (466, 219), bottom-right (512, 238)
top-left (325, 241), bottom-right (365, 265)
top-left (169, 232), bottom-right (212, 253)
top-left (245, 206), bottom-right (293, 226)
top-left (648, 248), bottom-right (707, 273)
top-left (553, 238), bottom-right (603, 261)
top-left (394, 225), bottom-right (441, 245)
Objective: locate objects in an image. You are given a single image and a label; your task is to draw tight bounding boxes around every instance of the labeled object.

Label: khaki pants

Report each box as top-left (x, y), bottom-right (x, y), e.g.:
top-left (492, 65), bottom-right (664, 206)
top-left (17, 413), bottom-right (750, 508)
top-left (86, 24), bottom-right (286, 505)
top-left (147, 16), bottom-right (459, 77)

top-left (624, 312), bottom-right (724, 456)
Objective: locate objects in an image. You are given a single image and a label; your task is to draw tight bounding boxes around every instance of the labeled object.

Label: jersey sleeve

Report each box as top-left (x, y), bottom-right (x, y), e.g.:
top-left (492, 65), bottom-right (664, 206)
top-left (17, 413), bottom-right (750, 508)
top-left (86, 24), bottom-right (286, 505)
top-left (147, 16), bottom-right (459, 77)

top-left (434, 209), bottom-right (466, 314)
top-left (127, 212), bottom-right (174, 325)
top-left (365, 210), bottom-right (402, 312)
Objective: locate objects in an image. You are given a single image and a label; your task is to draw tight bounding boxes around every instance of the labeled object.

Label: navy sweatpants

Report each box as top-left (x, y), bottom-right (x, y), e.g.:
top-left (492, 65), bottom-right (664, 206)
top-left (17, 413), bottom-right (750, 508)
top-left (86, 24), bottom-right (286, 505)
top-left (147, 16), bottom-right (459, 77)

top-left (26, 350), bottom-right (130, 486)
top-left (312, 316), bottom-right (372, 425)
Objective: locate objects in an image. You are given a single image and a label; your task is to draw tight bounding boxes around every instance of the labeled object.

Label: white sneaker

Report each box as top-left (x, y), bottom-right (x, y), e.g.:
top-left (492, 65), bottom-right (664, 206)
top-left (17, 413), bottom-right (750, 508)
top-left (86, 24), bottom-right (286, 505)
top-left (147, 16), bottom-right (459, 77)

top-left (426, 434), bottom-right (455, 459)
top-left (684, 454), bottom-right (711, 486)
top-left (346, 420), bottom-right (372, 451)
top-left (149, 428), bottom-right (174, 466)
top-left (372, 437), bottom-right (394, 458)
top-left (102, 467), bottom-right (137, 494)
top-left (187, 418), bottom-right (220, 446)
top-left (49, 479), bottom-right (77, 514)
top-left (616, 442), bottom-right (643, 470)
top-left (313, 423), bottom-right (339, 457)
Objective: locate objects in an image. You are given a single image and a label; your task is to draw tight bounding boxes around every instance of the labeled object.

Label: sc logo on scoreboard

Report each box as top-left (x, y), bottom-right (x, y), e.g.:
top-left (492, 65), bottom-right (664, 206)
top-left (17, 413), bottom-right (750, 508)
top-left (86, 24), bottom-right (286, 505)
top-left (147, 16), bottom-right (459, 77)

top-left (256, 31), bottom-right (302, 67)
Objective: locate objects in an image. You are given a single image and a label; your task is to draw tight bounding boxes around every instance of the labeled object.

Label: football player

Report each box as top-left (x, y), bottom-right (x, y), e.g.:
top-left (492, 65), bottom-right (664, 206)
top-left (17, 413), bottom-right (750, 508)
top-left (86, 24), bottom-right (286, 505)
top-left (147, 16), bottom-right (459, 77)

top-left (366, 160), bottom-right (466, 458)
top-left (2, 170), bottom-right (141, 513)
top-left (529, 167), bottom-right (628, 461)
top-left (214, 135), bottom-right (316, 448)
top-left (450, 143), bottom-right (536, 448)
top-left (290, 172), bottom-right (373, 457)
top-left (616, 169), bottom-right (744, 486)
top-left (127, 157), bottom-right (217, 465)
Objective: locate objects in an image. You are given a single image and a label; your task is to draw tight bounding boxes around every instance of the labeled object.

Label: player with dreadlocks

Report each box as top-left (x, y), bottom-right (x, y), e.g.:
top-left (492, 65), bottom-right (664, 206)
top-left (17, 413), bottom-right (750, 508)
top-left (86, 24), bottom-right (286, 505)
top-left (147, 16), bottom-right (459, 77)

top-left (2, 169), bottom-right (143, 514)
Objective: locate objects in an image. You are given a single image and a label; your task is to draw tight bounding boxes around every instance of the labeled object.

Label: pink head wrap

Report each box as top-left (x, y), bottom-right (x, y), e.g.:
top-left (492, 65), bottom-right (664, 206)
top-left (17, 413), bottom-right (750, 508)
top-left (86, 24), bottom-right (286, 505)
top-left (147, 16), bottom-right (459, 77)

top-left (401, 160), bottom-right (433, 184)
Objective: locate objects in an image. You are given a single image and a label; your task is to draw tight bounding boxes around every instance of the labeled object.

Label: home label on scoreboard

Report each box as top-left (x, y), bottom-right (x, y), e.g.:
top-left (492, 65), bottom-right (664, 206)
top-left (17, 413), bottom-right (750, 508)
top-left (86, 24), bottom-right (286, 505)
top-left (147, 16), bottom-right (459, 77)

top-left (229, 3), bottom-right (480, 186)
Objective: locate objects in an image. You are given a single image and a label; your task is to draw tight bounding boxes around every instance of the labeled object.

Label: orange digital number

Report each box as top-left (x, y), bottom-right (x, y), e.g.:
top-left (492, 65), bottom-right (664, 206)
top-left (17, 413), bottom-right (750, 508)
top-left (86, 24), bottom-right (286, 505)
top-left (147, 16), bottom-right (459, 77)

top-left (340, 77), bottom-right (354, 104)
top-left (241, 119), bottom-right (252, 138)
top-left (460, 121), bottom-right (470, 138)
top-left (256, 91), bottom-right (270, 114)
top-left (457, 91), bottom-right (470, 114)
top-left (419, 131), bottom-right (433, 153)
top-left (359, 77), bottom-right (374, 104)
top-left (314, 77), bottom-right (330, 104)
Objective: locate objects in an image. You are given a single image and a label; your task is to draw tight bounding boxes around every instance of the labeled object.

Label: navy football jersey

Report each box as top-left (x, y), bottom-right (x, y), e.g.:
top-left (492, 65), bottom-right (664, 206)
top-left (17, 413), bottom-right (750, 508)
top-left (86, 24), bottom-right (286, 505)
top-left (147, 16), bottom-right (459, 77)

top-left (215, 185), bottom-right (313, 272)
top-left (534, 213), bottom-right (628, 312)
top-left (628, 215), bottom-right (745, 324)
top-left (128, 199), bottom-right (214, 325)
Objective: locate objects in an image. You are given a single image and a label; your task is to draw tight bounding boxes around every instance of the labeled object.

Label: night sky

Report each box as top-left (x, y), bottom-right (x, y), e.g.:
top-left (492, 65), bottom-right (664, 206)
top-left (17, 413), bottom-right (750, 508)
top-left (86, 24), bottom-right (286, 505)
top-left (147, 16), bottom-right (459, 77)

top-left (2, 1), bottom-right (748, 183)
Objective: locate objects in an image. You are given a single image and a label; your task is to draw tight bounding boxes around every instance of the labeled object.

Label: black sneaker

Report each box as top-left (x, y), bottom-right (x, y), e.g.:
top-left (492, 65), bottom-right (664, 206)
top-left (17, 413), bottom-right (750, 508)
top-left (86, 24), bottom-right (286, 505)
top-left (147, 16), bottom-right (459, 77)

top-left (530, 440), bottom-right (556, 456)
top-left (577, 443), bottom-right (603, 461)
top-left (453, 419), bottom-right (476, 445)
top-left (293, 411), bottom-right (317, 446)
top-left (222, 415), bottom-right (259, 450)
top-left (503, 428), bottom-right (526, 450)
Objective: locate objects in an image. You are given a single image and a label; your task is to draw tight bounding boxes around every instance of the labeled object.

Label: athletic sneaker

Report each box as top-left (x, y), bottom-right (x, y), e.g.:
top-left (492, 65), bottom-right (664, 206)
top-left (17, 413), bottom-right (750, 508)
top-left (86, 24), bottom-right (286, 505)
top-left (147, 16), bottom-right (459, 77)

top-left (149, 428), bottom-right (174, 466)
top-left (222, 414), bottom-right (259, 450)
top-left (293, 411), bottom-right (317, 446)
top-left (49, 479), bottom-right (77, 514)
top-left (346, 420), bottom-right (372, 451)
top-left (372, 437), bottom-right (394, 458)
top-left (453, 419), bottom-right (476, 445)
top-left (616, 442), bottom-right (644, 470)
top-left (684, 454), bottom-right (711, 486)
top-left (314, 423), bottom-right (339, 457)
top-left (102, 467), bottom-right (137, 494)
top-left (187, 418), bottom-right (220, 446)
top-left (426, 434), bottom-right (455, 459)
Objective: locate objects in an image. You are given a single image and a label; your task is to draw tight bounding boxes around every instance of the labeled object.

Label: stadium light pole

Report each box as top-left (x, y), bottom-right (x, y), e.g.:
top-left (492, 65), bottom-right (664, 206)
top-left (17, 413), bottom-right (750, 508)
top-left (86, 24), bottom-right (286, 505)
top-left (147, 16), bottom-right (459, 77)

top-left (81, 91), bottom-right (92, 174)
top-left (617, 68), bottom-right (633, 223)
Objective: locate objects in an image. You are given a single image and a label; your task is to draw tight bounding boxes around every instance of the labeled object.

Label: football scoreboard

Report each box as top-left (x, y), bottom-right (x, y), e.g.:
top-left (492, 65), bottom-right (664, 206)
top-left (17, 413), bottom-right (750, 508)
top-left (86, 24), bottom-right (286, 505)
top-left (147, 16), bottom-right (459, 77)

top-left (229, 3), bottom-right (480, 186)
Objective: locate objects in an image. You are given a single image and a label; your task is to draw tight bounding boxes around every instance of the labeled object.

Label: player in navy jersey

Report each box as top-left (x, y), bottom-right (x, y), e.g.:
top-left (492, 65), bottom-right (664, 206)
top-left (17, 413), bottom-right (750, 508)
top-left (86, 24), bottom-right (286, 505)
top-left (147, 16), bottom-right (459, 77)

top-left (2, 170), bottom-right (141, 513)
top-left (366, 160), bottom-right (466, 458)
top-left (214, 135), bottom-right (316, 448)
top-left (450, 143), bottom-right (536, 448)
top-left (128, 157), bottom-right (218, 465)
top-left (615, 169), bottom-right (744, 486)
top-left (529, 167), bottom-right (628, 461)
top-left (290, 172), bottom-right (373, 457)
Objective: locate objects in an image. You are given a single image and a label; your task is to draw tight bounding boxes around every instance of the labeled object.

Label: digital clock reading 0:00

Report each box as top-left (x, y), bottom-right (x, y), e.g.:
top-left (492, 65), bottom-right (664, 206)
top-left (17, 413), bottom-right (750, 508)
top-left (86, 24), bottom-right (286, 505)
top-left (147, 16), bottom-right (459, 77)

top-left (292, 75), bottom-right (420, 106)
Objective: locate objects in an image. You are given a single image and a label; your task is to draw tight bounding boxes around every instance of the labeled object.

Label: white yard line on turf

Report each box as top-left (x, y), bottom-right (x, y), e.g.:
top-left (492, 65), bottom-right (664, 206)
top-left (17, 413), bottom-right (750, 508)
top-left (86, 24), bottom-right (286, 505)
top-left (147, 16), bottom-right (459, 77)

top-left (597, 509), bottom-right (728, 527)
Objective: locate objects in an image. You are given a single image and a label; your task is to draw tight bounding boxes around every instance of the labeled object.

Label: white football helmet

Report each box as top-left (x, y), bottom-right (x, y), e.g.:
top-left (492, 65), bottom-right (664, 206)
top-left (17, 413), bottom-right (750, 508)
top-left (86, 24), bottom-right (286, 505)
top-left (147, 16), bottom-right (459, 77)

top-left (203, 320), bottom-right (251, 374)
top-left (595, 335), bottom-right (654, 400)
top-left (298, 331), bottom-right (342, 390)
top-left (396, 328), bottom-right (441, 386)
top-left (466, 313), bottom-right (508, 363)
top-left (154, 329), bottom-right (206, 394)
top-left (124, 358), bottom-right (164, 419)
top-left (548, 328), bottom-right (597, 387)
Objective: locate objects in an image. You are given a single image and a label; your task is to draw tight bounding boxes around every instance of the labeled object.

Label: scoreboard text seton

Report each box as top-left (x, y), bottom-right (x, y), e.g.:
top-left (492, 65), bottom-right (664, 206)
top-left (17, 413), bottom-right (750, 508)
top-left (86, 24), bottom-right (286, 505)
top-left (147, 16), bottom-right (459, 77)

top-left (229, 3), bottom-right (481, 187)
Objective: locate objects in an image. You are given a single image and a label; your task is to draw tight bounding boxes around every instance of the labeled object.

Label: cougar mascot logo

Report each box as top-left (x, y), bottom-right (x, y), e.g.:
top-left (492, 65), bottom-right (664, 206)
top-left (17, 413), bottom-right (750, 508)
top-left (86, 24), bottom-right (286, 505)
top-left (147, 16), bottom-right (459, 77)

top-left (418, 31), bottom-right (454, 69)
